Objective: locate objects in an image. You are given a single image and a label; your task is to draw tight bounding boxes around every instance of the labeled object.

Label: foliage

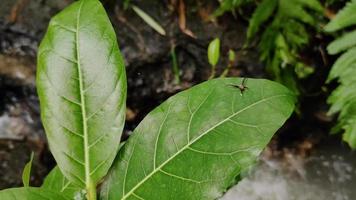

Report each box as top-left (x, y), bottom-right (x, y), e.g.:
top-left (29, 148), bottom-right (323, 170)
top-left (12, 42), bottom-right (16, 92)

top-left (208, 38), bottom-right (221, 67)
top-left (208, 38), bottom-right (221, 78)
top-left (131, 5), bottom-right (166, 36)
top-left (0, 188), bottom-right (68, 200)
top-left (42, 166), bottom-right (83, 199)
top-left (36, 0), bottom-right (127, 198)
top-left (247, 0), bottom-right (323, 94)
top-left (213, 0), bottom-right (322, 94)
top-left (213, 0), bottom-right (253, 17)
top-left (325, 0), bottom-right (356, 148)
top-left (0, 0), bottom-right (295, 199)
top-left (22, 152), bottom-right (34, 187)
top-left (221, 49), bottom-right (236, 77)
top-left (100, 78), bottom-right (295, 200)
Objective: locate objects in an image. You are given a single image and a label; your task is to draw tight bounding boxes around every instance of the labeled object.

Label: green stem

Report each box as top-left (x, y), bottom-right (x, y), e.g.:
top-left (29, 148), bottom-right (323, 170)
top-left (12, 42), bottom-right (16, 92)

top-left (220, 64), bottom-right (232, 77)
top-left (171, 46), bottom-right (180, 84)
top-left (209, 65), bottom-right (216, 79)
top-left (86, 181), bottom-right (97, 200)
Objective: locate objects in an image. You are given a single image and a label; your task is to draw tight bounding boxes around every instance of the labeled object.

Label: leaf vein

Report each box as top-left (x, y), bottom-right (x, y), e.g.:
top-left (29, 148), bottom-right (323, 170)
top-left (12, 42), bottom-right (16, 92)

top-left (121, 94), bottom-right (288, 199)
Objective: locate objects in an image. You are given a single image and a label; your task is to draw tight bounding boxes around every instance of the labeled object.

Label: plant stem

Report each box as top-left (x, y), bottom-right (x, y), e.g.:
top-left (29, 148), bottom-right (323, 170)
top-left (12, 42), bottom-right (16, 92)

top-left (209, 65), bottom-right (216, 79)
top-left (220, 64), bottom-right (232, 77)
top-left (86, 181), bottom-right (96, 200)
top-left (171, 46), bottom-right (180, 84)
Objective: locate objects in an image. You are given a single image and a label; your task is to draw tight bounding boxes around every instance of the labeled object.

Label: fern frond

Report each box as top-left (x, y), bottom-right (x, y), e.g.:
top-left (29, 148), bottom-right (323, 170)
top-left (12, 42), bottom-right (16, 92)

top-left (326, 0), bottom-right (356, 148)
top-left (327, 30), bottom-right (356, 55)
top-left (324, 0), bottom-right (356, 32)
top-left (278, 0), bottom-right (322, 25)
top-left (249, 0), bottom-right (321, 93)
top-left (213, 0), bottom-right (252, 17)
top-left (327, 47), bottom-right (356, 82)
top-left (247, 0), bottom-right (278, 40)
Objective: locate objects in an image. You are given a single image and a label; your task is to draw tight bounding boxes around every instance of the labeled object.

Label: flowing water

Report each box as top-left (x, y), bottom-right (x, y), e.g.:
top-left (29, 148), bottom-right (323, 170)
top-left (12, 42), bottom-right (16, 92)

top-left (221, 139), bottom-right (356, 200)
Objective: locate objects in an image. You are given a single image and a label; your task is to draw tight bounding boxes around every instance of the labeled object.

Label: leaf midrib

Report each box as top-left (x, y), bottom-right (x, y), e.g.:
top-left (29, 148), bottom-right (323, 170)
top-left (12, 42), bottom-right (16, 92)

top-left (121, 94), bottom-right (288, 199)
top-left (75, 0), bottom-right (90, 188)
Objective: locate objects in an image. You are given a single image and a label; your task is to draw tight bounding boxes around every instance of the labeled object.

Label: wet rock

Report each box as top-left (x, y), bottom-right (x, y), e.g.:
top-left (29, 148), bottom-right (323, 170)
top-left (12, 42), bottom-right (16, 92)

top-left (0, 54), bottom-right (35, 86)
top-left (221, 138), bottom-right (356, 200)
top-left (0, 139), bottom-right (50, 188)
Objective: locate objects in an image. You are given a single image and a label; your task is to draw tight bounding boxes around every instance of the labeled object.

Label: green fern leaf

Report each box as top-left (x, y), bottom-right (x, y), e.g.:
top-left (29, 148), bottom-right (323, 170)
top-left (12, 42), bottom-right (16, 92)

top-left (327, 47), bottom-right (356, 82)
top-left (324, 0), bottom-right (356, 32)
top-left (213, 0), bottom-right (252, 17)
top-left (327, 30), bottom-right (356, 55)
top-left (326, 1), bottom-right (356, 148)
top-left (278, 0), bottom-right (322, 25)
top-left (247, 0), bottom-right (277, 40)
top-left (251, 0), bottom-right (321, 93)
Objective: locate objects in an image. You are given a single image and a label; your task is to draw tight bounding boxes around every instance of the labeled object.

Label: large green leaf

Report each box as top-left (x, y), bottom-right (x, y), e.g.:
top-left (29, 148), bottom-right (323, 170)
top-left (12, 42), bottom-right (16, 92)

top-left (0, 188), bottom-right (68, 200)
top-left (100, 78), bottom-right (295, 200)
top-left (37, 0), bottom-right (126, 192)
top-left (42, 166), bottom-right (82, 199)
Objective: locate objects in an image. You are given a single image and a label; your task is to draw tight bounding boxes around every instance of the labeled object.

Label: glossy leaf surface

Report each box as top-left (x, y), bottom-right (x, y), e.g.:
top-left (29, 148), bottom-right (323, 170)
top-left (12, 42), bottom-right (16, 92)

top-left (42, 166), bottom-right (82, 199)
top-left (37, 0), bottom-right (126, 189)
top-left (100, 78), bottom-right (295, 200)
top-left (0, 187), bottom-right (67, 200)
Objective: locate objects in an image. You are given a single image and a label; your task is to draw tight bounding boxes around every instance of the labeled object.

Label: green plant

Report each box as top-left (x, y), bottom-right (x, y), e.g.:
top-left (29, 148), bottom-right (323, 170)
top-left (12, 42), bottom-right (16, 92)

top-left (247, 0), bottom-right (323, 94)
top-left (208, 38), bottom-right (221, 79)
top-left (171, 45), bottom-right (181, 84)
top-left (22, 152), bottom-right (34, 187)
top-left (213, 0), bottom-right (253, 17)
top-left (221, 49), bottom-right (236, 77)
top-left (0, 0), bottom-right (295, 199)
top-left (131, 5), bottom-right (166, 36)
top-left (206, 38), bottom-right (236, 78)
top-left (122, 0), bottom-right (166, 35)
top-left (325, 0), bottom-right (356, 148)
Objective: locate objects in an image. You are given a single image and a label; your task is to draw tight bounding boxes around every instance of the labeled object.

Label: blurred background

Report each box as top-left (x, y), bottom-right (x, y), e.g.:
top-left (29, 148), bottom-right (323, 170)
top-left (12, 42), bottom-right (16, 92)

top-left (0, 0), bottom-right (356, 199)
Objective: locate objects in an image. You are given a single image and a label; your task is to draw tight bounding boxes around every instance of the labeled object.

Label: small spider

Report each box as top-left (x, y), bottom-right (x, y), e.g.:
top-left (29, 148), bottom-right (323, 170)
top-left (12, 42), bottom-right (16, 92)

top-left (228, 77), bottom-right (248, 96)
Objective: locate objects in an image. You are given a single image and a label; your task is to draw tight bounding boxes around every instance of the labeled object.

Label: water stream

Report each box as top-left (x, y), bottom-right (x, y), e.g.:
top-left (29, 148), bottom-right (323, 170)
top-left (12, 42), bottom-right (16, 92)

top-left (221, 139), bottom-right (356, 200)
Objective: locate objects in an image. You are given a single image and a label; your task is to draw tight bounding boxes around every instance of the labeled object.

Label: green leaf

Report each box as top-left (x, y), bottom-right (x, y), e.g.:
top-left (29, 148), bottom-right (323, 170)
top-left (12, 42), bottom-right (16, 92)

top-left (296, 0), bottom-right (323, 12)
top-left (42, 166), bottom-right (82, 199)
top-left (278, 0), bottom-right (321, 25)
top-left (327, 47), bottom-right (356, 82)
top-left (228, 49), bottom-right (236, 62)
top-left (100, 78), bottom-right (295, 200)
top-left (208, 38), bottom-right (221, 67)
top-left (247, 0), bottom-right (277, 40)
top-left (131, 5), bottom-right (166, 36)
top-left (324, 0), bottom-right (356, 32)
top-left (213, 0), bottom-right (252, 17)
top-left (324, 0), bottom-right (356, 149)
top-left (0, 187), bottom-right (68, 200)
top-left (37, 0), bottom-right (127, 192)
top-left (327, 30), bottom-right (356, 55)
top-left (22, 152), bottom-right (34, 187)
